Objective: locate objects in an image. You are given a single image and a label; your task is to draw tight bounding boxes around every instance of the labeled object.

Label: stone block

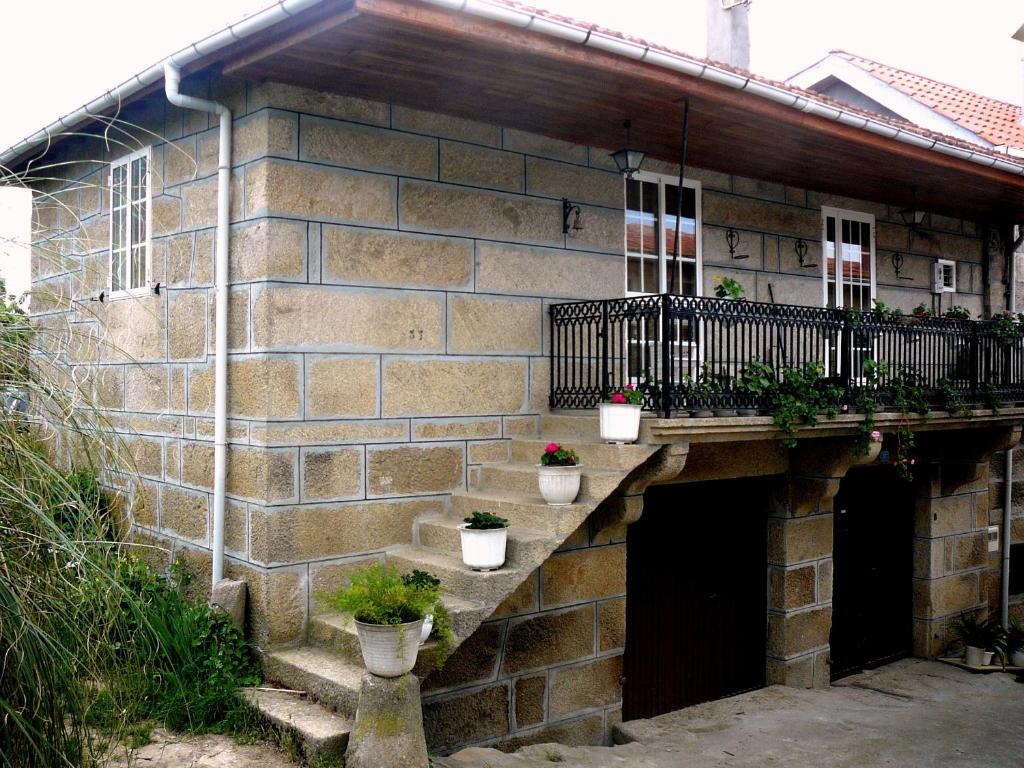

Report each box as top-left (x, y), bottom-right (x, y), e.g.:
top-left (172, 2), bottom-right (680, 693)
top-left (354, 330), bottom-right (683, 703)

top-left (132, 480), bottom-right (159, 528)
top-left (526, 157), bottom-right (620, 208)
top-left (189, 355), bottom-right (303, 420)
top-left (492, 714), bottom-right (604, 752)
top-left (733, 176), bottom-right (786, 203)
top-left (151, 194), bottom-right (182, 236)
top-left (346, 673), bottom-right (428, 768)
top-left (502, 129), bottom-right (587, 164)
top-left (162, 233), bottom-right (198, 288)
top-left (165, 135), bottom-right (198, 186)
top-left (181, 173), bottom-right (243, 229)
top-left (540, 545), bottom-right (626, 608)
top-left (165, 440), bottom-right (180, 482)
top-left (392, 105), bottom-right (501, 146)
top-left (97, 295), bottom-right (166, 363)
top-left (502, 604), bottom-right (595, 674)
top-left (309, 555), bottom-right (386, 609)
top-left (209, 286), bottom-right (249, 352)
top-left (229, 218), bottom-right (307, 283)
top-left (599, 598), bottom-right (626, 652)
top-left (955, 531), bottom-right (988, 570)
top-left (252, 284), bottom-right (444, 353)
top-left (301, 115), bottom-right (437, 179)
top-left (382, 357), bottom-right (527, 417)
top-left (703, 191), bottom-right (820, 239)
top-left (125, 365), bottom-right (168, 412)
top-left (492, 571), bottom-right (539, 618)
top-left (305, 355), bottom-right (379, 419)
top-left (251, 419), bottom-right (409, 447)
top-left (767, 514), bottom-right (833, 565)
top-left (549, 655), bottom-right (622, 717)
top-left (916, 493), bottom-right (975, 537)
top-left (168, 289), bottom-right (207, 360)
top-left (514, 675), bottom-right (546, 728)
top-left (182, 442), bottom-right (296, 504)
top-left (448, 294), bottom-right (541, 354)
top-left (441, 141), bottom-right (523, 192)
top-left (160, 484), bottom-right (209, 543)
top-left (234, 562), bottom-right (308, 648)
top-left (126, 435), bottom-right (164, 479)
top-left (423, 683), bottom-right (510, 752)
top-left (399, 179), bottom-right (560, 246)
top-left (301, 447), bottom-right (364, 503)
top-left (413, 418), bottom-right (502, 441)
top-left (914, 572), bottom-right (980, 619)
top-left (504, 415), bottom-right (539, 437)
top-left (567, 204), bottom-right (623, 254)
top-left (475, 242), bottom-right (621, 299)
top-left (322, 226), bottom-right (473, 290)
top-left (250, 498), bottom-right (439, 564)
top-left (767, 606), bottom-right (832, 658)
top-left (366, 444), bottom-right (464, 497)
top-left (211, 578), bottom-right (247, 632)
top-left (817, 559), bottom-right (833, 602)
top-left (766, 655), bottom-right (813, 688)
top-left (225, 499), bottom-right (247, 556)
top-left (468, 440), bottom-right (510, 464)
top-left (249, 81), bottom-right (389, 125)
top-left (199, 109), bottom-right (298, 173)
top-left (245, 159), bottom-right (396, 226)
top-left (768, 565), bottom-right (817, 611)
top-left (423, 621), bottom-right (505, 693)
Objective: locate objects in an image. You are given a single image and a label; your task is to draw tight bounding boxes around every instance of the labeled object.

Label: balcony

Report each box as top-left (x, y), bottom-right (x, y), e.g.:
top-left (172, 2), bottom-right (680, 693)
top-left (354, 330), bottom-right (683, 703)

top-left (548, 295), bottom-right (1024, 419)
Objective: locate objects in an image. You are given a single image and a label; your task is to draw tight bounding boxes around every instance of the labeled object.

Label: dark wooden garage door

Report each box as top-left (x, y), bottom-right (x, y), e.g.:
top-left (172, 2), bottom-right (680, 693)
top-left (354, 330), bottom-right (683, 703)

top-left (830, 467), bottom-right (914, 680)
top-left (623, 479), bottom-right (768, 721)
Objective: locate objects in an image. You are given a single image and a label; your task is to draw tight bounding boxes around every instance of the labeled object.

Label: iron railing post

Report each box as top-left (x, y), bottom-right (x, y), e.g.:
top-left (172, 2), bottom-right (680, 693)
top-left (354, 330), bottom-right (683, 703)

top-left (661, 294), bottom-right (672, 418)
top-left (839, 309), bottom-right (850, 396)
top-left (970, 322), bottom-right (979, 405)
top-left (548, 304), bottom-right (555, 409)
top-left (600, 299), bottom-right (609, 404)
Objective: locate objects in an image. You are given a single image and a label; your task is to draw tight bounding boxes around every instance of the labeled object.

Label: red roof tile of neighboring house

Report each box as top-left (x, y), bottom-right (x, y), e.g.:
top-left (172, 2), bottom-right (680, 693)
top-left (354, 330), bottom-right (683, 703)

top-left (833, 50), bottom-right (1024, 149)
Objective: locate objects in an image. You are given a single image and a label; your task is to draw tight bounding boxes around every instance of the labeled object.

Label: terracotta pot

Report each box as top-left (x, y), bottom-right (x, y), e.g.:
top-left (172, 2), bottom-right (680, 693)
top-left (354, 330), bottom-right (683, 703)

top-left (537, 464), bottom-right (583, 505)
top-left (355, 619), bottom-right (423, 677)
top-left (599, 402), bottom-right (641, 443)
top-left (459, 525), bottom-right (508, 571)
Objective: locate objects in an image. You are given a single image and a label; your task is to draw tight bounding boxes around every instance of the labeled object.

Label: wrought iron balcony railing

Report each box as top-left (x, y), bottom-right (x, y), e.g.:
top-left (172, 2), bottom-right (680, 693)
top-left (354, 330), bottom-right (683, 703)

top-left (548, 294), bottom-right (1024, 418)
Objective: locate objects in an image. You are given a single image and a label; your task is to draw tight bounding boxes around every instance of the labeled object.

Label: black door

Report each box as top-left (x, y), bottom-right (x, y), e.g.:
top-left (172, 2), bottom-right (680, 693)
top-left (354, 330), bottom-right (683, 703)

top-left (830, 467), bottom-right (914, 680)
top-left (623, 479), bottom-right (767, 721)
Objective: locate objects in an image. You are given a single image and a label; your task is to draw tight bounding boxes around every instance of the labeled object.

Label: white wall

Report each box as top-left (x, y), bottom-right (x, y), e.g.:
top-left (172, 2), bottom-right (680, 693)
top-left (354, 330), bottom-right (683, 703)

top-left (0, 187), bottom-right (31, 302)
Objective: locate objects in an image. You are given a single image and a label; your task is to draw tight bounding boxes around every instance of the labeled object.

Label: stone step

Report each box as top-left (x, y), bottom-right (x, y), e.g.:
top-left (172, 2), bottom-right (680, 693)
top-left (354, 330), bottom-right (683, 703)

top-left (263, 646), bottom-right (364, 716)
top-left (386, 545), bottom-right (527, 608)
top-left (477, 462), bottom-right (625, 501)
top-left (451, 490), bottom-right (587, 537)
top-left (416, 516), bottom-right (556, 567)
top-left (511, 437), bottom-right (656, 470)
top-left (540, 412), bottom-right (603, 442)
top-left (242, 688), bottom-right (351, 761)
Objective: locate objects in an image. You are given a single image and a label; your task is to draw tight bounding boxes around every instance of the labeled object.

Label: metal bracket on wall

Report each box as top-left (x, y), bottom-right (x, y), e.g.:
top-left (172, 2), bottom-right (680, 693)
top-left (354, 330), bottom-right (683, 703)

top-left (892, 252), bottom-right (913, 281)
top-left (795, 238), bottom-right (816, 269)
top-left (726, 228), bottom-right (748, 260)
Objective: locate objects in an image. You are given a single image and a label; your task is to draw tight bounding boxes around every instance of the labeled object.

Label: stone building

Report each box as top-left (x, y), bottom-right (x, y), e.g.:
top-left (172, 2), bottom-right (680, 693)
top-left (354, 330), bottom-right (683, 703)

top-left (8, 0), bottom-right (1024, 757)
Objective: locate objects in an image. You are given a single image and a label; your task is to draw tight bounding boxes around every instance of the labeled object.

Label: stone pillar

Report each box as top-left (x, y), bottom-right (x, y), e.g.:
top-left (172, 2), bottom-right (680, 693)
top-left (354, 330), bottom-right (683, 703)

top-left (765, 438), bottom-right (879, 688)
top-left (346, 672), bottom-right (428, 768)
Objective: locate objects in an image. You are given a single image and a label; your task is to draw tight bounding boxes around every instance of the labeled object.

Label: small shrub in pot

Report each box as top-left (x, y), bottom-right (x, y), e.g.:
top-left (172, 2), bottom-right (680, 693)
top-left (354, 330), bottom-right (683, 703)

top-left (952, 612), bottom-right (1003, 667)
top-left (459, 511), bottom-right (509, 571)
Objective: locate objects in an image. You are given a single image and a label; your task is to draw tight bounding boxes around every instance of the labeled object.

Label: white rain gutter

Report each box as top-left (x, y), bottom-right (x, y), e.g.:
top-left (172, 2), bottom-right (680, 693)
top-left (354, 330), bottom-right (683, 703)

top-left (164, 63), bottom-right (231, 585)
top-left (418, 0), bottom-right (1024, 179)
top-left (0, 0), bottom-right (325, 170)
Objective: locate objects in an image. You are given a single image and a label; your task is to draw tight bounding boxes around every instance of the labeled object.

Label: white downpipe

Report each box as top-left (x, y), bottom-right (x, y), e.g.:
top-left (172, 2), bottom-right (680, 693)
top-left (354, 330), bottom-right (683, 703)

top-left (164, 62), bottom-right (231, 585)
top-left (1004, 227), bottom-right (1019, 628)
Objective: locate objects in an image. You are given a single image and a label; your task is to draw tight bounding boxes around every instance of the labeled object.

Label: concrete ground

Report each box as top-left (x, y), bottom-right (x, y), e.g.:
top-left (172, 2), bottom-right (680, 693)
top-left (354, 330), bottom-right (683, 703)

top-left (435, 660), bottom-right (1024, 768)
top-left (101, 728), bottom-right (300, 768)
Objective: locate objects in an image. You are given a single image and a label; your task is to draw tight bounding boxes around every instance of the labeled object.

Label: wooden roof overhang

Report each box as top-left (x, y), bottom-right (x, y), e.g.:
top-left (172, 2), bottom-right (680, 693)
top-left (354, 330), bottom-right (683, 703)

top-left (215, 0), bottom-right (1024, 223)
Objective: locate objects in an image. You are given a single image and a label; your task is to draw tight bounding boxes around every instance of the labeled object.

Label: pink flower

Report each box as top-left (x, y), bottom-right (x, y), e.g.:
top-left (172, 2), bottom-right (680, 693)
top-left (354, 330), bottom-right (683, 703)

top-left (611, 392), bottom-right (627, 404)
top-left (625, 384), bottom-right (635, 391)
top-left (870, 430), bottom-right (882, 442)
top-left (910, 459), bottom-right (916, 465)
top-left (841, 404), bottom-right (849, 413)
top-left (545, 442), bottom-right (559, 454)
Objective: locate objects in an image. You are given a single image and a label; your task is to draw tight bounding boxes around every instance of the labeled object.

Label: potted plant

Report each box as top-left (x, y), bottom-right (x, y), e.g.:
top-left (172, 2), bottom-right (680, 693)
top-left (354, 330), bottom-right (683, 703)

top-left (713, 276), bottom-right (746, 300)
top-left (402, 569), bottom-right (440, 645)
top-left (683, 362), bottom-right (715, 417)
top-left (459, 511), bottom-right (509, 571)
top-left (537, 442), bottom-right (582, 505)
top-left (944, 305), bottom-right (971, 321)
top-left (1004, 618), bottom-right (1024, 667)
top-left (735, 360), bottom-right (775, 416)
top-left (320, 563), bottom-right (452, 677)
top-left (600, 384), bottom-right (643, 443)
top-left (952, 612), bottom-right (1002, 667)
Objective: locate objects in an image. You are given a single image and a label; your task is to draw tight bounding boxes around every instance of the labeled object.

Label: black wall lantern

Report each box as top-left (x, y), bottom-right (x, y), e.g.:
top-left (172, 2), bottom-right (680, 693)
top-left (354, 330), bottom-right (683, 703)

top-left (610, 119), bottom-right (645, 179)
top-left (898, 185), bottom-right (925, 227)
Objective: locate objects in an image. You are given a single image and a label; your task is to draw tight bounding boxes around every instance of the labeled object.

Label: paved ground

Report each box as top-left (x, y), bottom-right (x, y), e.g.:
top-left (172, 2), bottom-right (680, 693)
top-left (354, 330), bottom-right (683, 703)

top-left (101, 728), bottom-right (299, 768)
top-left (436, 660), bottom-right (1024, 768)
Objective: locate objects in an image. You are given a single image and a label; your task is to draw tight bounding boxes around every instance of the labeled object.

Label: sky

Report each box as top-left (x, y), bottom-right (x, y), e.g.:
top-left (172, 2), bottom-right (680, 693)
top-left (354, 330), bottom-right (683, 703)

top-left (1, 0), bottom-right (1022, 296)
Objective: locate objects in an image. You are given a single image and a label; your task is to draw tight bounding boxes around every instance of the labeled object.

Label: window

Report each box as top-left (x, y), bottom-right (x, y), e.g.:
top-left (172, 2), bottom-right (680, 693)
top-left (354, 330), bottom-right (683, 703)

top-left (935, 259), bottom-right (956, 293)
top-left (109, 147), bottom-right (151, 294)
top-left (624, 173), bottom-right (701, 296)
top-left (821, 206), bottom-right (875, 311)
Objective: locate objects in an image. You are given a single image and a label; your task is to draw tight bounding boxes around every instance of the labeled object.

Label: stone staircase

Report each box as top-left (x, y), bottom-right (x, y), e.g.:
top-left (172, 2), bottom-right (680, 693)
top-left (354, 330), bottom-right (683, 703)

top-left (244, 413), bottom-right (663, 760)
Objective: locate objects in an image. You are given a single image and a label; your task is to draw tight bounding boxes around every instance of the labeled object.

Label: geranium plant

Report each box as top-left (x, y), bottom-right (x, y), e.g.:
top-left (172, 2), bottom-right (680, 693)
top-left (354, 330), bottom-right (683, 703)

top-left (911, 303), bottom-right (930, 319)
top-left (606, 383), bottom-right (644, 406)
top-left (540, 442), bottom-right (579, 467)
top-left (944, 305), bottom-right (971, 320)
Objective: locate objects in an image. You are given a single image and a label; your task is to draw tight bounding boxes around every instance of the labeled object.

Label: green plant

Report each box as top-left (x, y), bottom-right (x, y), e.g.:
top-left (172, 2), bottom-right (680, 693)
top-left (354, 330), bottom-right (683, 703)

top-left (713, 276), bottom-right (745, 300)
top-left (736, 360), bottom-right (776, 398)
top-left (990, 311), bottom-right (1023, 347)
top-left (871, 299), bottom-right (902, 322)
top-left (911, 302), bottom-right (930, 319)
top-left (683, 361), bottom-right (717, 407)
top-left (1004, 619), bottom-right (1024, 657)
top-left (982, 382), bottom-right (1004, 414)
top-left (605, 383), bottom-right (644, 406)
top-left (540, 442), bottom-right (579, 466)
top-left (944, 305), bottom-right (971, 320)
top-left (936, 378), bottom-right (971, 418)
top-left (402, 569), bottom-right (441, 589)
top-left (952, 612), bottom-right (1004, 651)
top-left (319, 564), bottom-right (454, 666)
top-left (854, 359), bottom-right (889, 454)
top-left (462, 511), bottom-right (509, 530)
top-left (768, 362), bottom-right (844, 448)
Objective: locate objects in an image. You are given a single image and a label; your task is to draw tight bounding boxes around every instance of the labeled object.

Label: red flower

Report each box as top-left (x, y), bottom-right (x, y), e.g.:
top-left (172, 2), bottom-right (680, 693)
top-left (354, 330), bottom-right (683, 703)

top-left (611, 392), bottom-right (627, 404)
top-left (545, 442), bottom-right (559, 454)
top-left (625, 384), bottom-right (635, 391)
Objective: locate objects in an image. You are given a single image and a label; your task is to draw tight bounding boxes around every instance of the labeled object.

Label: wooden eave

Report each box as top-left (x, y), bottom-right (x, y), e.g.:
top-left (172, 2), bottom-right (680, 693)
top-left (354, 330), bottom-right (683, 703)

top-left (213, 0), bottom-right (1024, 224)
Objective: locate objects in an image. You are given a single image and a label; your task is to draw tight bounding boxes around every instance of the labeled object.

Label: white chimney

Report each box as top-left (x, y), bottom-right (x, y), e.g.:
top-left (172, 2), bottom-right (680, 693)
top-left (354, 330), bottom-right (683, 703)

top-left (706, 0), bottom-right (751, 70)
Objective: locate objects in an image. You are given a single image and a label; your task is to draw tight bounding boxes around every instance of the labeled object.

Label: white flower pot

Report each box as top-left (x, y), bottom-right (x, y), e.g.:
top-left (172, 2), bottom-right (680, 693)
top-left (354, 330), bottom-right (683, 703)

top-left (420, 613), bottom-right (433, 646)
top-left (537, 464), bottom-right (583, 506)
top-left (459, 525), bottom-right (507, 571)
top-left (1011, 650), bottom-right (1024, 667)
top-left (982, 650), bottom-right (995, 666)
top-left (599, 402), bottom-right (641, 443)
top-left (964, 645), bottom-right (987, 667)
top-left (355, 618), bottom-right (423, 677)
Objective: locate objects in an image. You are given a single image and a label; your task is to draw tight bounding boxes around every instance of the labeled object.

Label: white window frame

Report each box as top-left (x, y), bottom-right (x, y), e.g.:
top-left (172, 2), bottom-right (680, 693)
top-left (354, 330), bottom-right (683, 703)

top-left (623, 170), bottom-right (703, 297)
top-left (108, 146), bottom-right (152, 298)
top-left (820, 206), bottom-right (876, 309)
top-left (936, 258), bottom-right (957, 293)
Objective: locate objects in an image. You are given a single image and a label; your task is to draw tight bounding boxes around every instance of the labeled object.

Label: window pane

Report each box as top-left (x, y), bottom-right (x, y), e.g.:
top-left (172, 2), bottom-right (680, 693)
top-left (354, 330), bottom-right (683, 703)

top-left (627, 256), bottom-right (643, 293)
top-left (643, 258), bottom-right (658, 294)
top-left (825, 216), bottom-right (836, 277)
top-left (112, 207), bottom-right (125, 252)
top-left (132, 202), bottom-right (145, 247)
top-left (112, 249), bottom-right (126, 292)
top-left (112, 165), bottom-right (127, 210)
top-left (131, 157), bottom-right (148, 202)
top-left (663, 185), bottom-right (697, 259)
top-left (131, 247), bottom-right (146, 289)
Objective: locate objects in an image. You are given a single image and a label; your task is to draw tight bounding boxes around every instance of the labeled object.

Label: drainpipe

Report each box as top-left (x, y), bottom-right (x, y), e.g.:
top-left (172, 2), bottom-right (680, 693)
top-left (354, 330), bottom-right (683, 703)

top-left (164, 62), bottom-right (231, 585)
top-left (1004, 224), bottom-right (1023, 627)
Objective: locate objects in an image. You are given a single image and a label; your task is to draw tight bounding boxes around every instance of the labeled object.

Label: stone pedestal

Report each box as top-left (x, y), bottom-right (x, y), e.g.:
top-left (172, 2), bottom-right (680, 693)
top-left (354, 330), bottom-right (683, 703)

top-left (345, 672), bottom-right (428, 768)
